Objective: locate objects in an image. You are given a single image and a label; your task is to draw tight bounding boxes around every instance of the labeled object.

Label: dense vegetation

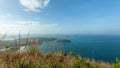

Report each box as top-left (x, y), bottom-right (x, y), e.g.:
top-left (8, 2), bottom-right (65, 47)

top-left (0, 50), bottom-right (112, 68)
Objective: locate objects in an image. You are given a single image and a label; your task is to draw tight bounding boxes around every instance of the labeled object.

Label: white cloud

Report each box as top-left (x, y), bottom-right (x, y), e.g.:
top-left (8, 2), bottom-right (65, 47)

top-left (0, 21), bottom-right (58, 34)
top-left (16, 21), bottom-right (40, 25)
top-left (0, 13), bottom-right (12, 18)
top-left (15, 21), bottom-right (58, 26)
top-left (19, 0), bottom-right (50, 12)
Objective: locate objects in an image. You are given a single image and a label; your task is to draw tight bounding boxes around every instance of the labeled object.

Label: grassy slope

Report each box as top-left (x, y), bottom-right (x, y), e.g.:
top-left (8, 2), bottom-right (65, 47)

top-left (0, 50), bottom-right (115, 68)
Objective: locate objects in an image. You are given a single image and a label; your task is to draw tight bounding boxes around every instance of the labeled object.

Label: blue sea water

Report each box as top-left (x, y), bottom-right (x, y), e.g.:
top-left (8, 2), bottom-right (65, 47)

top-left (41, 34), bottom-right (120, 62)
top-left (4, 34), bottom-right (120, 62)
top-left (67, 35), bottom-right (120, 62)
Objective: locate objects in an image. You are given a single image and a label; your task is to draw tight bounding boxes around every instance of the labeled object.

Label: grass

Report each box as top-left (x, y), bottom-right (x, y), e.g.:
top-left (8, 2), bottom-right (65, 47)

top-left (0, 34), bottom-right (119, 68)
top-left (0, 50), bottom-right (114, 68)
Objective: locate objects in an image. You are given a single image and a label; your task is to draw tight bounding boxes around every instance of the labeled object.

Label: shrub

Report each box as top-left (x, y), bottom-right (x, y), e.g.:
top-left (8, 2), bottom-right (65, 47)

top-left (112, 57), bottom-right (120, 68)
top-left (4, 44), bottom-right (10, 48)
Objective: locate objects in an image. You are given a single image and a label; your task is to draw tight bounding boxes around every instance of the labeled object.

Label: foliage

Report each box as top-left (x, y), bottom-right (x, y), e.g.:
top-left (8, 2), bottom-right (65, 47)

top-left (4, 44), bottom-right (10, 48)
top-left (112, 57), bottom-right (120, 68)
top-left (0, 49), bottom-right (114, 68)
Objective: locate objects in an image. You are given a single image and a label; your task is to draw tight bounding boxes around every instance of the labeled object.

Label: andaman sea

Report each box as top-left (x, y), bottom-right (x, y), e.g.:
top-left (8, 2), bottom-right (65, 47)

top-left (4, 34), bottom-right (120, 63)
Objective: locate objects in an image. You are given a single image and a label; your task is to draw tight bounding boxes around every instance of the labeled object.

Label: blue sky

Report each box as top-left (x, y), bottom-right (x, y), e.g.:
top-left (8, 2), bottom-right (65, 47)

top-left (0, 0), bottom-right (120, 34)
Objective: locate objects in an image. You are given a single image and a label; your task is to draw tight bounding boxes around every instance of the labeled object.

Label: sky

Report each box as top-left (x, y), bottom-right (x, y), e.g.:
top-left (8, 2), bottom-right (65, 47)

top-left (0, 0), bottom-right (120, 35)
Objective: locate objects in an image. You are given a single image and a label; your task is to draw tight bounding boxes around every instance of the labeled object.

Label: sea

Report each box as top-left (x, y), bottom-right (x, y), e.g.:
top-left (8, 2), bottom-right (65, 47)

top-left (2, 34), bottom-right (120, 63)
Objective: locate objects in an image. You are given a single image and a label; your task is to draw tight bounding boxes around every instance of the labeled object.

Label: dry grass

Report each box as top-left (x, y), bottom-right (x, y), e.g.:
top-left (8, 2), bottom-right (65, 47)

top-left (0, 50), bottom-right (113, 68)
top-left (0, 51), bottom-right (69, 68)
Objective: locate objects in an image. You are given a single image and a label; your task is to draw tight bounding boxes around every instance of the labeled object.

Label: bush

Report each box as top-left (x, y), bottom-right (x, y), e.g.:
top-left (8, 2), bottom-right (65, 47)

top-left (4, 44), bottom-right (10, 48)
top-left (112, 57), bottom-right (120, 68)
